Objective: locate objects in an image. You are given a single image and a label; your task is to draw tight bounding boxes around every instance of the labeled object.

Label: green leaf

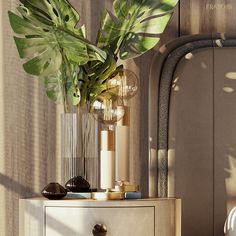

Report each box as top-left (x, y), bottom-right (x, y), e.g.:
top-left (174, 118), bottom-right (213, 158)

top-left (23, 47), bottom-right (62, 76)
top-left (8, 0), bottom-right (107, 76)
top-left (13, 37), bottom-right (47, 58)
top-left (119, 32), bottom-right (159, 59)
top-left (9, 0), bottom-right (108, 105)
top-left (86, 54), bottom-right (117, 101)
top-left (8, 11), bottom-right (43, 35)
top-left (97, 0), bottom-right (178, 59)
top-left (43, 72), bottom-right (64, 104)
top-left (66, 64), bottom-right (81, 106)
top-left (20, 0), bottom-right (106, 60)
top-left (23, 0), bottom-right (83, 35)
top-left (67, 83), bottom-right (81, 106)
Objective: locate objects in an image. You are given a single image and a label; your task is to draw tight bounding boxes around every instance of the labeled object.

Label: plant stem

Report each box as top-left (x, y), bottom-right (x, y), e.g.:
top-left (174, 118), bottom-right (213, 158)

top-left (61, 61), bottom-right (69, 113)
top-left (63, 85), bottom-right (69, 113)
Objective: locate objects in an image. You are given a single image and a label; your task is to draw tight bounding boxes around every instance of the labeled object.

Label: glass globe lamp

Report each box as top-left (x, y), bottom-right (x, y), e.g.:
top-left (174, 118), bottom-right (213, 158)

top-left (107, 68), bottom-right (139, 100)
top-left (91, 93), bottom-right (125, 127)
top-left (92, 93), bottom-right (125, 193)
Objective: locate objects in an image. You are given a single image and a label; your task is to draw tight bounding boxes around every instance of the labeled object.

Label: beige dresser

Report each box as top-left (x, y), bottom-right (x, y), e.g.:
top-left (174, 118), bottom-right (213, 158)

top-left (19, 198), bottom-right (181, 236)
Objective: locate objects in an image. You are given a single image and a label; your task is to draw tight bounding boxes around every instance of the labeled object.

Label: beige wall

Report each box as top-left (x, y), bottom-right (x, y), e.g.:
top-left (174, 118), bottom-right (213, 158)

top-left (1, 1), bottom-right (61, 235)
top-left (150, 1), bottom-right (236, 236)
top-left (167, 47), bottom-right (236, 236)
top-left (169, 49), bottom-right (215, 236)
top-left (0, 1), bottom-right (156, 235)
top-left (2, 0), bottom-right (236, 236)
top-left (0, 1), bottom-right (5, 234)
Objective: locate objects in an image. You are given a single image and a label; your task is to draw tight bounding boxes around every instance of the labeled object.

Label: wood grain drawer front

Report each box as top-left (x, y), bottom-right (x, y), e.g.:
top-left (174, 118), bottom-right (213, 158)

top-left (45, 206), bottom-right (155, 236)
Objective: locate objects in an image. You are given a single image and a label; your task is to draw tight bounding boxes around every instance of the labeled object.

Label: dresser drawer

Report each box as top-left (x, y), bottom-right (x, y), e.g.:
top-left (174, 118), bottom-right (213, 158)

top-left (19, 198), bottom-right (181, 236)
top-left (45, 206), bottom-right (155, 236)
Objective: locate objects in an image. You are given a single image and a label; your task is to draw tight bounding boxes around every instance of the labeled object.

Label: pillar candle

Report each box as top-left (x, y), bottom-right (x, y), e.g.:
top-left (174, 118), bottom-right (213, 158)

top-left (115, 106), bottom-right (130, 182)
top-left (100, 130), bottom-right (115, 189)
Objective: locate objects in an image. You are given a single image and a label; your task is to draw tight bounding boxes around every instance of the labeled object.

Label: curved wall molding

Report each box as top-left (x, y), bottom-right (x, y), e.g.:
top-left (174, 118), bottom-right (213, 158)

top-left (150, 33), bottom-right (236, 197)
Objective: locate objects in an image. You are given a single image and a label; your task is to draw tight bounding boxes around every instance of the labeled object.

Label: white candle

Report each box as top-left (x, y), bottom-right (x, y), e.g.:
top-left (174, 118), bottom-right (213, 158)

top-left (100, 130), bottom-right (115, 189)
top-left (115, 106), bottom-right (130, 182)
top-left (115, 126), bottom-right (129, 181)
top-left (100, 150), bottom-right (115, 189)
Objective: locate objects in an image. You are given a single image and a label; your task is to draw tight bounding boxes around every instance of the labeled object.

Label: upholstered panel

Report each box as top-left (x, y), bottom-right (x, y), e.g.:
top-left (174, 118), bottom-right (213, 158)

top-left (150, 34), bottom-right (236, 236)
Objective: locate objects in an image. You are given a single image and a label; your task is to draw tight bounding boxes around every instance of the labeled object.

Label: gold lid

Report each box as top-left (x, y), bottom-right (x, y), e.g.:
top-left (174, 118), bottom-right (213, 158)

top-left (114, 181), bottom-right (139, 192)
top-left (92, 189), bottom-right (125, 200)
top-left (101, 130), bottom-right (115, 151)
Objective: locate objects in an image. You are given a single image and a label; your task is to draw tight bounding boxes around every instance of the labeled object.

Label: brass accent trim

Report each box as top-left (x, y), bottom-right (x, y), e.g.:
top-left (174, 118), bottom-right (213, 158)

top-left (114, 181), bottom-right (139, 192)
top-left (92, 190), bottom-right (124, 200)
top-left (101, 130), bottom-right (115, 151)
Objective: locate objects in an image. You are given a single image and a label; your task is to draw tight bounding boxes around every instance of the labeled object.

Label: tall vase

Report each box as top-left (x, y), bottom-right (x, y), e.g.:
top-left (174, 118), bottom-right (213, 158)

top-left (61, 105), bottom-right (99, 191)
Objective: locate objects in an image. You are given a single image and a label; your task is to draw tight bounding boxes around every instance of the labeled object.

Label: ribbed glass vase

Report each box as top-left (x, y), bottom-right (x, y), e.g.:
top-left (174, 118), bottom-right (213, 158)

top-left (61, 105), bottom-right (99, 191)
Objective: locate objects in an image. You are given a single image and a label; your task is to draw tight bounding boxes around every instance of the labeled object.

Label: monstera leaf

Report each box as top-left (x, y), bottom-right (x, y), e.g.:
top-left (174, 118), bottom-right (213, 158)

top-left (9, 0), bottom-right (106, 76)
top-left (8, 0), bottom-right (108, 107)
top-left (8, 0), bottom-right (178, 108)
top-left (8, 0), bottom-right (107, 77)
top-left (44, 63), bottom-right (81, 106)
top-left (44, 72), bottom-right (64, 104)
top-left (76, 52), bottom-right (117, 106)
top-left (97, 0), bottom-right (178, 59)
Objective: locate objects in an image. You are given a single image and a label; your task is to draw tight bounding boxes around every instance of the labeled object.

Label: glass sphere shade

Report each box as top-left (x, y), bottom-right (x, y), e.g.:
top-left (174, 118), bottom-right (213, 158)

top-left (107, 69), bottom-right (139, 100)
top-left (92, 94), bottom-right (125, 126)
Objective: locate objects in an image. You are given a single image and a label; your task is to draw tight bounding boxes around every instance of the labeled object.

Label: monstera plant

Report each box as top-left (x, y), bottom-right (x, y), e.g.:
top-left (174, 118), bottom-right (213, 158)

top-left (9, 0), bottom-right (178, 112)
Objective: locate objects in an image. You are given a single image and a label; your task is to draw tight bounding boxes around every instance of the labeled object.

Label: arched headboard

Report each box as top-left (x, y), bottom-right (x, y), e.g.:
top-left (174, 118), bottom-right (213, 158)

top-left (149, 33), bottom-right (236, 236)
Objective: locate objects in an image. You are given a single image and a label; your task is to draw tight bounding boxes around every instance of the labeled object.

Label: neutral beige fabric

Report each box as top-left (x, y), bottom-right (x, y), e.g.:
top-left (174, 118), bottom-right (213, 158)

top-left (165, 47), bottom-right (236, 236)
top-left (170, 49), bottom-right (214, 236)
top-left (0, 2), bottom-right (5, 235)
top-left (1, 1), bottom-right (61, 235)
top-left (0, 1), bottom-right (152, 235)
top-left (3, 0), bottom-right (236, 235)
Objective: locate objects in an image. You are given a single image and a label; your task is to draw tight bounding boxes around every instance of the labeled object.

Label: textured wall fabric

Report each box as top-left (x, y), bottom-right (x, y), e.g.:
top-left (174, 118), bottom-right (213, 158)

top-left (0, 1), bottom-right (152, 235)
top-left (1, 1), bottom-right (60, 235)
top-left (5, 0), bottom-right (236, 236)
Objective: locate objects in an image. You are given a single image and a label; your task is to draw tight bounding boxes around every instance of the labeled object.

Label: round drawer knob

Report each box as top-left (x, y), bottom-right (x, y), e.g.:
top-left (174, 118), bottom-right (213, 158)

top-left (92, 224), bottom-right (107, 236)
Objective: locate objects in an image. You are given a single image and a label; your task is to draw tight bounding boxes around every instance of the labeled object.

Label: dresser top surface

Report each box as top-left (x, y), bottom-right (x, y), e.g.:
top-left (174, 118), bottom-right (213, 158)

top-left (20, 197), bottom-right (180, 207)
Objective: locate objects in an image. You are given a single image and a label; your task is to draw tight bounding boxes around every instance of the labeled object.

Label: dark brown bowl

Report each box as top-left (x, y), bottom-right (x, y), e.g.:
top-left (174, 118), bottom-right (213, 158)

top-left (41, 182), bottom-right (67, 200)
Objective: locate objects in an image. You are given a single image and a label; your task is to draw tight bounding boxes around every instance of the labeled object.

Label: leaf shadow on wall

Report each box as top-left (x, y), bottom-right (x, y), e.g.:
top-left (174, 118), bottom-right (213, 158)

top-left (2, 43), bottom-right (58, 236)
top-left (0, 174), bottom-right (79, 235)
